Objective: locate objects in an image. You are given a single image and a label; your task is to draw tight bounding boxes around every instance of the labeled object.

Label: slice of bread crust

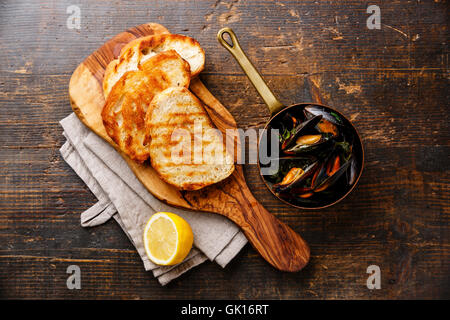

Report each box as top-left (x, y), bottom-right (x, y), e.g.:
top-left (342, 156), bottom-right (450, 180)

top-left (103, 34), bottom-right (205, 98)
top-left (146, 87), bottom-right (235, 190)
top-left (101, 51), bottom-right (191, 163)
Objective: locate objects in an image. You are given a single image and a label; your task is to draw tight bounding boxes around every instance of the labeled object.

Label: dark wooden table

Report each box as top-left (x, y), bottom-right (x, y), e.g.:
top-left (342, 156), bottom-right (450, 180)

top-left (1, 0), bottom-right (448, 299)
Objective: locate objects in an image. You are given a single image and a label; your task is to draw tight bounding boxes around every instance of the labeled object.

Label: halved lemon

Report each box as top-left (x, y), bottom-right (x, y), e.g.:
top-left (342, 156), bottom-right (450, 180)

top-left (143, 212), bottom-right (193, 266)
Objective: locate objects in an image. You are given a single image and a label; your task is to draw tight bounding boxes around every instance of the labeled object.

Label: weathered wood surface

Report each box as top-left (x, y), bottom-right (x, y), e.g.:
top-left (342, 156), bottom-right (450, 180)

top-left (0, 0), bottom-right (448, 299)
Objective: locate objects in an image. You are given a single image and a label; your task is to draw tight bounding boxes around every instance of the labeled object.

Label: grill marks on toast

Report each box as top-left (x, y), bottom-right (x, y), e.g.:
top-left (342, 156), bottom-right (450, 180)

top-left (134, 34), bottom-right (204, 76)
top-left (146, 87), bottom-right (234, 190)
top-left (101, 51), bottom-right (190, 163)
top-left (103, 34), bottom-right (205, 98)
top-left (101, 34), bottom-right (232, 190)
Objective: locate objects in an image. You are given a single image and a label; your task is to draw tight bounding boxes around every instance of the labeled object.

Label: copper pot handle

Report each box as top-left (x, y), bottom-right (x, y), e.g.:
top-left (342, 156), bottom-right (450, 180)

top-left (217, 27), bottom-right (285, 116)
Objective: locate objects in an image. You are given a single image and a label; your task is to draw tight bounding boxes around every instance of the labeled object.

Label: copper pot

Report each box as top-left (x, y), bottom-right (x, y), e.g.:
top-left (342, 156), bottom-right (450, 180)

top-left (218, 27), bottom-right (364, 209)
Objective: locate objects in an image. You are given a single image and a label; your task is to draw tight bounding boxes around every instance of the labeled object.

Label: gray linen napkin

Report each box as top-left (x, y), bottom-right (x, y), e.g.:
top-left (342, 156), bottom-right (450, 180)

top-left (59, 113), bottom-right (247, 285)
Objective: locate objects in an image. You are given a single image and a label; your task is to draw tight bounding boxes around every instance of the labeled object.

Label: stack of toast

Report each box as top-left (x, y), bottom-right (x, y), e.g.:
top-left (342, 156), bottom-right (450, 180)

top-left (101, 34), bottom-right (234, 190)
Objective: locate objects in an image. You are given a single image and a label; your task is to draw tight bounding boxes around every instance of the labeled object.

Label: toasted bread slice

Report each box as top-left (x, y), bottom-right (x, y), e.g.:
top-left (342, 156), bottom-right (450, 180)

top-left (118, 23), bottom-right (171, 56)
top-left (103, 34), bottom-right (205, 98)
top-left (146, 87), bottom-right (235, 190)
top-left (101, 51), bottom-right (191, 162)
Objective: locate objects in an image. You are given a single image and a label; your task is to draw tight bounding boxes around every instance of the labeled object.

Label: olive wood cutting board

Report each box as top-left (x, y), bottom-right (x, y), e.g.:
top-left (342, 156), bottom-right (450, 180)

top-left (68, 23), bottom-right (310, 272)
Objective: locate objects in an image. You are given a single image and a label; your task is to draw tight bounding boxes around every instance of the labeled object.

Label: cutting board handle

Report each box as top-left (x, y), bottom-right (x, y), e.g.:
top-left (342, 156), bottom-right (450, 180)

top-left (229, 169), bottom-right (310, 272)
top-left (183, 166), bottom-right (310, 272)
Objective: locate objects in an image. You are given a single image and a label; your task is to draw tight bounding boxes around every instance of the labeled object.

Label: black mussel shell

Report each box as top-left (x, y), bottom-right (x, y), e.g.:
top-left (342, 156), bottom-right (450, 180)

top-left (284, 134), bottom-right (334, 155)
top-left (273, 161), bottom-right (319, 193)
top-left (281, 115), bottom-right (322, 151)
top-left (314, 155), bottom-right (352, 193)
top-left (304, 105), bottom-right (344, 126)
top-left (346, 156), bottom-right (358, 186)
top-left (280, 112), bottom-right (298, 129)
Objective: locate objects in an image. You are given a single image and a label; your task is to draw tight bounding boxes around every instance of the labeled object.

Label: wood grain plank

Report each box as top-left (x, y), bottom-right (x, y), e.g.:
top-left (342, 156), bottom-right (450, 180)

top-left (0, 0), bottom-right (448, 299)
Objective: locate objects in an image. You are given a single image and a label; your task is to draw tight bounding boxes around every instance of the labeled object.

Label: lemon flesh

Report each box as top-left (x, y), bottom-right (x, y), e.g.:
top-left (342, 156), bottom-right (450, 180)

top-left (143, 212), bottom-right (193, 266)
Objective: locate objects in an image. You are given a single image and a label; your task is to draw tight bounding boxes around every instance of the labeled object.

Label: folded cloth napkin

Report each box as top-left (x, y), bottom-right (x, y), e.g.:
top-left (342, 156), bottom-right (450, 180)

top-left (59, 113), bottom-right (247, 285)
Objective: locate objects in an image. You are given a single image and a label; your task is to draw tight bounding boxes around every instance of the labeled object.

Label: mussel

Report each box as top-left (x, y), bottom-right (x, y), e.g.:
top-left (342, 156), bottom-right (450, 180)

top-left (281, 112), bottom-right (298, 129)
top-left (284, 133), bottom-right (333, 154)
top-left (313, 154), bottom-right (352, 193)
top-left (305, 106), bottom-right (344, 138)
top-left (273, 161), bottom-right (319, 193)
top-left (291, 187), bottom-right (315, 199)
top-left (304, 105), bottom-right (344, 126)
top-left (346, 156), bottom-right (358, 186)
top-left (280, 114), bottom-right (336, 155)
top-left (274, 151), bottom-right (353, 199)
top-left (281, 115), bottom-right (322, 151)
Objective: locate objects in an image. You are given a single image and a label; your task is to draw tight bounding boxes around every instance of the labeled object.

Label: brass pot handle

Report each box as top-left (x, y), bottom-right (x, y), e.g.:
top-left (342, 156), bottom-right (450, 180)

top-left (217, 27), bottom-right (285, 116)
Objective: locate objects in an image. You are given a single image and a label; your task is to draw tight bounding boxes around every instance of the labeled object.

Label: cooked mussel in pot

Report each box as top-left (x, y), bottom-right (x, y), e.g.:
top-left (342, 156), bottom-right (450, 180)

top-left (261, 104), bottom-right (363, 208)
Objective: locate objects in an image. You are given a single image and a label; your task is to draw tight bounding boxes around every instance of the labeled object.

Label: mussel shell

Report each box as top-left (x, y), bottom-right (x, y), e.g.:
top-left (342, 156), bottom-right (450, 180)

top-left (264, 155), bottom-right (318, 162)
top-left (304, 105), bottom-right (344, 126)
top-left (346, 156), bottom-right (358, 186)
top-left (277, 167), bottom-right (304, 186)
top-left (284, 134), bottom-right (334, 155)
top-left (281, 115), bottom-right (322, 151)
top-left (273, 161), bottom-right (319, 192)
top-left (291, 187), bottom-right (315, 199)
top-left (262, 155), bottom-right (317, 178)
top-left (280, 112), bottom-right (298, 130)
top-left (314, 156), bottom-right (352, 192)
